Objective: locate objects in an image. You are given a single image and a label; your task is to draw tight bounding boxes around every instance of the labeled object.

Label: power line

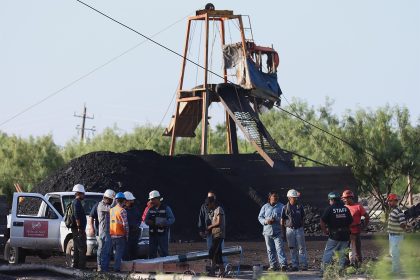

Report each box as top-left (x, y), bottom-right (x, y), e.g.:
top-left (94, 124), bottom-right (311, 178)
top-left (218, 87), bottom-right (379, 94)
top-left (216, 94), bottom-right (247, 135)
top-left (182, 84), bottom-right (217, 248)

top-left (73, 1), bottom-right (344, 167)
top-left (276, 95), bottom-right (420, 181)
top-left (0, 9), bottom-right (191, 129)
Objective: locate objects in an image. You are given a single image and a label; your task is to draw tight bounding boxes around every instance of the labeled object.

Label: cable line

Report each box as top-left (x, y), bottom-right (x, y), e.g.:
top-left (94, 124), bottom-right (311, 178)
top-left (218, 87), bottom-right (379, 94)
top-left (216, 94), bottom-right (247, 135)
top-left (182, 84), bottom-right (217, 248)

top-left (0, 8), bottom-right (191, 128)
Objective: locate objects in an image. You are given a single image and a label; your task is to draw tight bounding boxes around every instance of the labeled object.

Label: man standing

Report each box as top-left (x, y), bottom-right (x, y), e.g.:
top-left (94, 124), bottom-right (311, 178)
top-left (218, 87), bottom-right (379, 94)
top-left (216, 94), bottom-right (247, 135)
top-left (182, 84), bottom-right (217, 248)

top-left (320, 192), bottom-right (353, 273)
top-left (71, 184), bottom-right (87, 269)
top-left (198, 190), bottom-right (228, 265)
top-left (110, 192), bottom-right (129, 272)
top-left (96, 189), bottom-right (115, 272)
top-left (124, 191), bottom-right (141, 261)
top-left (281, 189), bottom-right (308, 271)
top-left (342, 189), bottom-right (369, 267)
top-left (145, 190), bottom-right (175, 258)
top-left (387, 193), bottom-right (406, 276)
top-left (258, 191), bottom-right (288, 271)
top-left (206, 196), bottom-right (226, 277)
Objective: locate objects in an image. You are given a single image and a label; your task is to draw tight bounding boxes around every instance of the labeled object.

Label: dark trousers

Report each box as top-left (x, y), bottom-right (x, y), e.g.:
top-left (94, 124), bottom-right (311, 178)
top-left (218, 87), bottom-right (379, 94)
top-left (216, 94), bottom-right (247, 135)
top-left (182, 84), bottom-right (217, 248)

top-left (349, 233), bottom-right (362, 265)
top-left (71, 229), bottom-right (87, 269)
top-left (149, 232), bottom-right (169, 258)
top-left (124, 229), bottom-right (139, 261)
top-left (209, 237), bottom-right (224, 265)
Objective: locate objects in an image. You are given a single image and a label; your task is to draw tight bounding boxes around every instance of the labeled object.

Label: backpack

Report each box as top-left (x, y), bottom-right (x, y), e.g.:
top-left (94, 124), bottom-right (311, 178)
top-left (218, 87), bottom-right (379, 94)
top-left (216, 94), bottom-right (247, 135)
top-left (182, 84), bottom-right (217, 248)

top-left (64, 202), bottom-right (74, 229)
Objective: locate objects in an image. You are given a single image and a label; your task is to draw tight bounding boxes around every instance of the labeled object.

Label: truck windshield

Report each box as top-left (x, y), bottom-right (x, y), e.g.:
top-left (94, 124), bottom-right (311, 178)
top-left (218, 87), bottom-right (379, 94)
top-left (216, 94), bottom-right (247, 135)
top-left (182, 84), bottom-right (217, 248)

top-left (62, 195), bottom-right (102, 215)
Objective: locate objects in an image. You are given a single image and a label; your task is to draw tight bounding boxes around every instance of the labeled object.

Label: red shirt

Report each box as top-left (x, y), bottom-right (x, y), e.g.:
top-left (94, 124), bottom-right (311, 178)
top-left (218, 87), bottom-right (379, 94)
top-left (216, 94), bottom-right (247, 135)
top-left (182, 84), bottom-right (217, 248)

top-left (141, 202), bottom-right (152, 222)
top-left (345, 203), bottom-right (367, 234)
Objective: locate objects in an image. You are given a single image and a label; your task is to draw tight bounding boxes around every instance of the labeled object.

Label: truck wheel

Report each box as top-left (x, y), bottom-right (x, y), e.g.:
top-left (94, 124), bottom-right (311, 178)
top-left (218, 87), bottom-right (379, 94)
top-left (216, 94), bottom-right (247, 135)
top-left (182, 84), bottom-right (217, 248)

top-left (65, 239), bottom-right (74, 267)
top-left (4, 239), bottom-right (25, 264)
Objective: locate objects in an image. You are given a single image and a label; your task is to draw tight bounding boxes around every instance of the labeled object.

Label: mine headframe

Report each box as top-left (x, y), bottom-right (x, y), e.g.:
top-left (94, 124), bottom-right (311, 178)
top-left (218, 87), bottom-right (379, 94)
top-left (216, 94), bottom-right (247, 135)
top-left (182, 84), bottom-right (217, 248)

top-left (163, 4), bottom-right (292, 168)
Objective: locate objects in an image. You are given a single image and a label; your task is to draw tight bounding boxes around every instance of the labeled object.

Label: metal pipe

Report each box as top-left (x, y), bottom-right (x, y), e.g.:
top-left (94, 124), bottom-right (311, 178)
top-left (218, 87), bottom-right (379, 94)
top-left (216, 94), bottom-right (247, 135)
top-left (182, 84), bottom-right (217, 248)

top-left (134, 246), bottom-right (242, 264)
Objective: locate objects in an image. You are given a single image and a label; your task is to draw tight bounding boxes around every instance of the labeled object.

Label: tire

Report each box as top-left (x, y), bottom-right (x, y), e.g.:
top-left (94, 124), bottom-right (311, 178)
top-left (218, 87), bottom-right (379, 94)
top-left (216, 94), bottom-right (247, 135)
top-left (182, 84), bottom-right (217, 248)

top-left (65, 239), bottom-right (74, 267)
top-left (4, 239), bottom-right (25, 264)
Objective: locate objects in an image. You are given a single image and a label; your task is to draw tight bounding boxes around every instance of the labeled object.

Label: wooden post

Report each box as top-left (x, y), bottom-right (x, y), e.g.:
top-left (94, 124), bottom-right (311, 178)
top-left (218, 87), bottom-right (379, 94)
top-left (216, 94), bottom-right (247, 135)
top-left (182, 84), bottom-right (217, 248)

top-left (201, 14), bottom-right (210, 155)
top-left (170, 19), bottom-right (192, 156)
top-left (408, 174), bottom-right (413, 207)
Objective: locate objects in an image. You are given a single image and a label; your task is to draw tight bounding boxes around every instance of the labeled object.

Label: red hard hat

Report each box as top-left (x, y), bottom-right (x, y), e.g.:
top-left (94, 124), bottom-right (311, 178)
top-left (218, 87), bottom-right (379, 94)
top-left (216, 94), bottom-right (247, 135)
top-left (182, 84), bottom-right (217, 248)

top-left (342, 190), bottom-right (354, 198)
top-left (387, 193), bottom-right (399, 201)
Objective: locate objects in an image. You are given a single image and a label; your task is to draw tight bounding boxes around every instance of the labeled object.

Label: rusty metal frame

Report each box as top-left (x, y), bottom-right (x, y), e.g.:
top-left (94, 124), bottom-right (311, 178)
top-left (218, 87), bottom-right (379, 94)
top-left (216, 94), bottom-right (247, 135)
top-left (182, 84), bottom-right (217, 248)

top-left (169, 10), bottom-right (247, 156)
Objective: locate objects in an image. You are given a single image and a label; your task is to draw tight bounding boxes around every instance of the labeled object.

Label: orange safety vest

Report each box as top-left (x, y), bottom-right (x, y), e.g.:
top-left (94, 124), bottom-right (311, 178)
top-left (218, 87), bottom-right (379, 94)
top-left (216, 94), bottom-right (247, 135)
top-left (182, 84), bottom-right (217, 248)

top-left (110, 204), bottom-right (125, 236)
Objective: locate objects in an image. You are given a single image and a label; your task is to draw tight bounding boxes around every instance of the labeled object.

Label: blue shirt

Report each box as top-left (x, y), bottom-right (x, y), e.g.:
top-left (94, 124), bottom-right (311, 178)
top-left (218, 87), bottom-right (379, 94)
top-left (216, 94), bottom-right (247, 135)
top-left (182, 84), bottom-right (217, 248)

top-left (258, 202), bottom-right (284, 236)
top-left (72, 198), bottom-right (87, 230)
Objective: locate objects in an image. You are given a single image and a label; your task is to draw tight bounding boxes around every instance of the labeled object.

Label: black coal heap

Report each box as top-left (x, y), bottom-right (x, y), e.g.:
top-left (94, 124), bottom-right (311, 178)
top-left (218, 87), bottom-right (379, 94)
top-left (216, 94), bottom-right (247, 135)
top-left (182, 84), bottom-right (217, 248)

top-left (34, 150), bottom-right (263, 240)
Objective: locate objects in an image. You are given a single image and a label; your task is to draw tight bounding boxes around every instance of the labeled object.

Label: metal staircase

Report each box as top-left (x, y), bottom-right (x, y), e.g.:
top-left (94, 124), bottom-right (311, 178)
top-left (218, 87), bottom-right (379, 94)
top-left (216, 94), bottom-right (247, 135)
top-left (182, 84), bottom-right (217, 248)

top-left (216, 84), bottom-right (292, 168)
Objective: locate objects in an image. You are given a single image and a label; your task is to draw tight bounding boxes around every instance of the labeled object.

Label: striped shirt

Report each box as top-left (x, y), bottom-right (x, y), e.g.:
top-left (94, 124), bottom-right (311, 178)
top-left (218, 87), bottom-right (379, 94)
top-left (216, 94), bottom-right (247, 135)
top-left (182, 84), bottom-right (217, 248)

top-left (387, 206), bottom-right (405, 234)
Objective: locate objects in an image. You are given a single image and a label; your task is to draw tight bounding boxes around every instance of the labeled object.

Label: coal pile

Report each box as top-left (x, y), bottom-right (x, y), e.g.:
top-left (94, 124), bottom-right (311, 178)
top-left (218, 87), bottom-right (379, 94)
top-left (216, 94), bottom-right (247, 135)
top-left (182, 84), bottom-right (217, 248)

top-left (303, 205), bottom-right (322, 235)
top-left (34, 150), bottom-right (262, 241)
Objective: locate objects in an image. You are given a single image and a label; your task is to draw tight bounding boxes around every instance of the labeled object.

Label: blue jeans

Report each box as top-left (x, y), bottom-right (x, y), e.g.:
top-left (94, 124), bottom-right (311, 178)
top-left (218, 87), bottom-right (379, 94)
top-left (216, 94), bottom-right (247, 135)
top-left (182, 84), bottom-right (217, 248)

top-left (264, 233), bottom-right (287, 268)
top-left (389, 234), bottom-right (403, 273)
top-left (112, 237), bottom-right (126, 271)
top-left (97, 234), bottom-right (111, 271)
top-left (286, 227), bottom-right (308, 269)
top-left (321, 238), bottom-right (348, 270)
top-left (206, 234), bottom-right (228, 264)
top-left (149, 232), bottom-right (169, 258)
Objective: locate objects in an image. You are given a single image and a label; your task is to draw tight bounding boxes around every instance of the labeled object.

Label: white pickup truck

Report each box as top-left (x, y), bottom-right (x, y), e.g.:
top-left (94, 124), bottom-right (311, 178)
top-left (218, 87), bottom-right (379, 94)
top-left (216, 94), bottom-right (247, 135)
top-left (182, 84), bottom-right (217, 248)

top-left (4, 192), bottom-right (149, 265)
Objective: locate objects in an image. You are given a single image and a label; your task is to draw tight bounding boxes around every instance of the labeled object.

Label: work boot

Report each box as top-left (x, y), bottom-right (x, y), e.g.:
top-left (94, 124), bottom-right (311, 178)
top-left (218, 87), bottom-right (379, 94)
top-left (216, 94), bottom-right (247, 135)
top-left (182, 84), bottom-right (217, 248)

top-left (280, 265), bottom-right (288, 272)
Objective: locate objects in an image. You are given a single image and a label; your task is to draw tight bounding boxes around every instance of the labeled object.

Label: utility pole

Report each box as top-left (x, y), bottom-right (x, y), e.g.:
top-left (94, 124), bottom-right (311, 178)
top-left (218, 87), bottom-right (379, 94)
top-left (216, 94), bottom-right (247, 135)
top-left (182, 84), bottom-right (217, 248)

top-left (74, 104), bottom-right (95, 142)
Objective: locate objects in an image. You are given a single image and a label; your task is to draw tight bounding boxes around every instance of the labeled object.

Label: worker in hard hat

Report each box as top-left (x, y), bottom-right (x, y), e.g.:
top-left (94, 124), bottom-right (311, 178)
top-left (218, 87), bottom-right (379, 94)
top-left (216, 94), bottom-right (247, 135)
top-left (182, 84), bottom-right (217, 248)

top-left (123, 191), bottom-right (141, 261)
top-left (281, 189), bottom-right (308, 271)
top-left (71, 184), bottom-right (87, 269)
top-left (96, 189), bottom-right (115, 272)
top-left (320, 192), bottom-right (353, 274)
top-left (258, 191), bottom-right (288, 271)
top-left (145, 190), bottom-right (175, 258)
top-left (342, 189), bottom-right (369, 267)
top-left (387, 193), bottom-right (406, 276)
top-left (110, 192), bottom-right (129, 272)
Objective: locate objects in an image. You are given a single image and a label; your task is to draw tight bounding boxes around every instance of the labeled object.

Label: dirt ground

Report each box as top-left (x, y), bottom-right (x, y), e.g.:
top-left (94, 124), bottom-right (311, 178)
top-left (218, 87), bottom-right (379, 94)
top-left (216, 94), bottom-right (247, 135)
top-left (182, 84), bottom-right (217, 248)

top-left (18, 236), bottom-right (382, 272)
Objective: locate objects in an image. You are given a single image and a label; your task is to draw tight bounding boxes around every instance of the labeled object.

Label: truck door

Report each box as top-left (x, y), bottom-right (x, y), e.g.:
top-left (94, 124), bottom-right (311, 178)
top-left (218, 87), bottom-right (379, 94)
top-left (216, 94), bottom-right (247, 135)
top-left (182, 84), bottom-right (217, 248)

top-left (10, 193), bottom-right (62, 250)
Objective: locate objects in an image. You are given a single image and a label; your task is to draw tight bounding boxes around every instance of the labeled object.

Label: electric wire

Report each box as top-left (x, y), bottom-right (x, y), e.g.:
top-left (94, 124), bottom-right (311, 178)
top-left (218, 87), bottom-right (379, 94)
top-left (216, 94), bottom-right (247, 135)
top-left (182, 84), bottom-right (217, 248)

top-left (71, 1), bottom-right (419, 173)
top-left (0, 8), bottom-right (192, 128)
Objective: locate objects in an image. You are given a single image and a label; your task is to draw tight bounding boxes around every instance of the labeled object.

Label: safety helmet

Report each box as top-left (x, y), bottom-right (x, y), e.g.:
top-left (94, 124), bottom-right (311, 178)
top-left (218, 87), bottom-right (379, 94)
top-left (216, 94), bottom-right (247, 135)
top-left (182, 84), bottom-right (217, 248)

top-left (103, 189), bottom-right (115, 199)
top-left (328, 192), bottom-right (340, 200)
top-left (387, 193), bottom-right (399, 201)
top-left (148, 190), bottom-right (161, 200)
top-left (72, 184), bottom-right (85, 193)
top-left (287, 189), bottom-right (300, 198)
top-left (115, 192), bottom-right (126, 200)
top-left (124, 191), bottom-right (136, 201)
top-left (342, 190), bottom-right (354, 198)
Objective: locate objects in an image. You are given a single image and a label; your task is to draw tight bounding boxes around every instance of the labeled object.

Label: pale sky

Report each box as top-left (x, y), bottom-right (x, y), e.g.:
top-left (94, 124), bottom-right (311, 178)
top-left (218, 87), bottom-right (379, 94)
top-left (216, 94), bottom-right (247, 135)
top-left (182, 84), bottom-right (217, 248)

top-left (1, 0), bottom-right (419, 145)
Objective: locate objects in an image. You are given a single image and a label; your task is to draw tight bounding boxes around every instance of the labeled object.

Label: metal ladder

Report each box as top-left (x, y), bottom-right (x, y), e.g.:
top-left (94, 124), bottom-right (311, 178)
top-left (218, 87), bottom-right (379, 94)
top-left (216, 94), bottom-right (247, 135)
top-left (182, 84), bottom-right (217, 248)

top-left (242, 15), bottom-right (254, 42)
top-left (216, 85), bottom-right (292, 168)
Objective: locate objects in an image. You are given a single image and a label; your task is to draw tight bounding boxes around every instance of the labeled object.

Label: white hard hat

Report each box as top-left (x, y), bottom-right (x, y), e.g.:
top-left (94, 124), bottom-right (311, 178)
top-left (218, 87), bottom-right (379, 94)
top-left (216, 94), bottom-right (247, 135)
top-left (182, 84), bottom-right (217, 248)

top-left (72, 184), bottom-right (85, 193)
top-left (124, 191), bottom-right (136, 201)
top-left (104, 189), bottom-right (115, 199)
top-left (287, 189), bottom-right (300, 198)
top-left (148, 190), bottom-right (161, 200)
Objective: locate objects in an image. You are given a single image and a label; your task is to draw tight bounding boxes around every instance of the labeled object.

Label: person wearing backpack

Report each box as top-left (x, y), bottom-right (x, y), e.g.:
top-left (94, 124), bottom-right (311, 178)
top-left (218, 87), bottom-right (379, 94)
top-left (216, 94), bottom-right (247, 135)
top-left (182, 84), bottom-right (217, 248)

top-left (71, 184), bottom-right (87, 269)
